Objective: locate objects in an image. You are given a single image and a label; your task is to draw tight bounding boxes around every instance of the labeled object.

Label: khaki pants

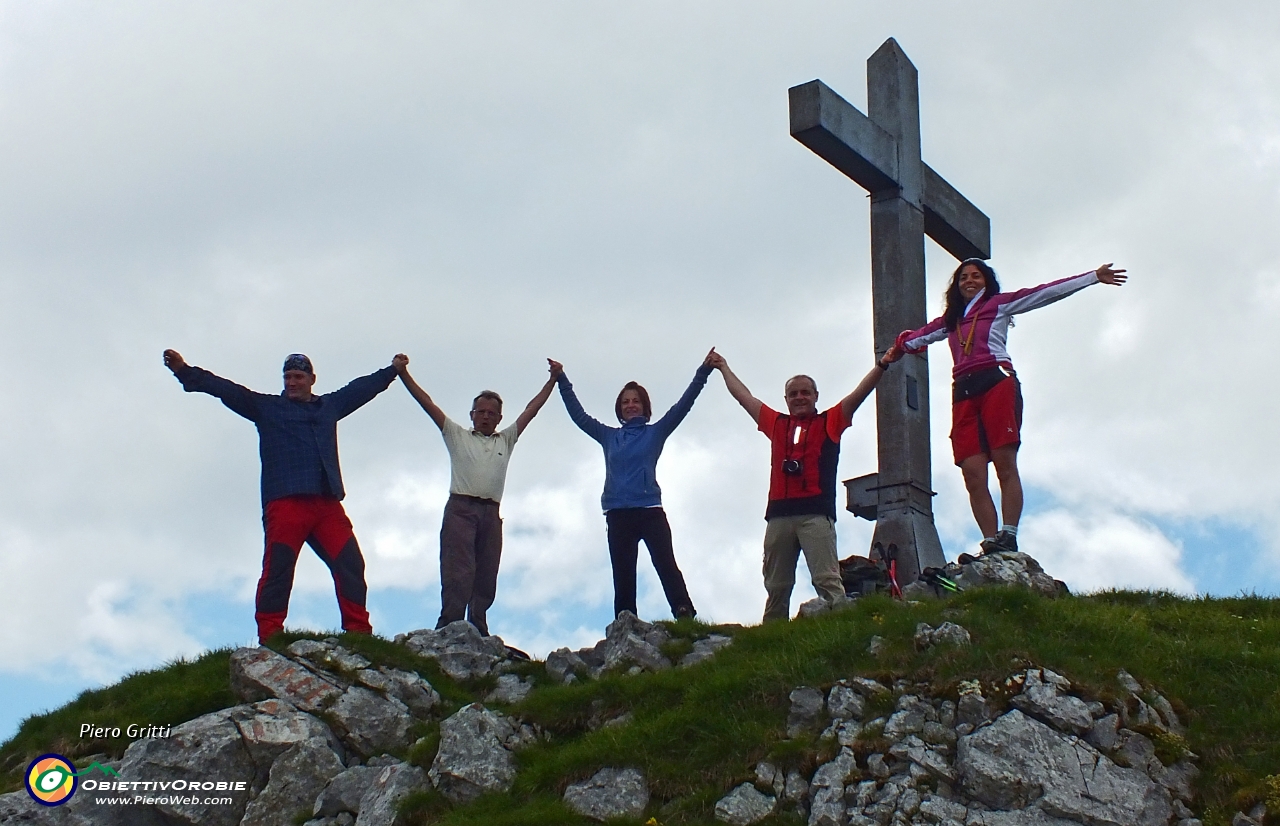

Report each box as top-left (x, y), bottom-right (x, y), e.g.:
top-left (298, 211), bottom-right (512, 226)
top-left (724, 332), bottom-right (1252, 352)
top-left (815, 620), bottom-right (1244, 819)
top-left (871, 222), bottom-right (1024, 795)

top-left (762, 514), bottom-right (844, 622)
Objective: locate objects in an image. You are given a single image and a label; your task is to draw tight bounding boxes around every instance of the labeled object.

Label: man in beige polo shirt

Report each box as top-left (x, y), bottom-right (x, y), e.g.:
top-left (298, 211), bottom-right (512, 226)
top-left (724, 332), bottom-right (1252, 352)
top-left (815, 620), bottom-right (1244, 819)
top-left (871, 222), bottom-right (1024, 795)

top-left (396, 357), bottom-right (561, 634)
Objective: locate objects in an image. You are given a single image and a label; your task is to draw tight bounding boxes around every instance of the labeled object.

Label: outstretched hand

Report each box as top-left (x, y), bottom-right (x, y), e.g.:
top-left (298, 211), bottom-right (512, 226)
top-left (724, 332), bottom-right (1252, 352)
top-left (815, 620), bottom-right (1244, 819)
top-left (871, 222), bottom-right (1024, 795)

top-left (705, 348), bottom-right (727, 371)
top-left (1096, 263), bottom-right (1128, 286)
top-left (879, 344), bottom-right (904, 366)
top-left (547, 358), bottom-right (563, 379)
top-left (162, 349), bottom-right (187, 374)
top-left (392, 354), bottom-right (409, 373)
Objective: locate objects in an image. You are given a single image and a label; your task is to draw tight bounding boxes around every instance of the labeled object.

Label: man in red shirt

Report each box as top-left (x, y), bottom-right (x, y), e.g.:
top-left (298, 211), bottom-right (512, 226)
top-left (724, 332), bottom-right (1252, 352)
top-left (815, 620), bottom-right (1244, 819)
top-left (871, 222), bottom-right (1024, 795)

top-left (709, 346), bottom-right (901, 621)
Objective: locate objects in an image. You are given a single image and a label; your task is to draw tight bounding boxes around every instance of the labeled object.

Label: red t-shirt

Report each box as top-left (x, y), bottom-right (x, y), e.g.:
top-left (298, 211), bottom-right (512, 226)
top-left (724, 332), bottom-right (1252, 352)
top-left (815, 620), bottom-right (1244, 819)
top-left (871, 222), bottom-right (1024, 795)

top-left (758, 404), bottom-right (851, 520)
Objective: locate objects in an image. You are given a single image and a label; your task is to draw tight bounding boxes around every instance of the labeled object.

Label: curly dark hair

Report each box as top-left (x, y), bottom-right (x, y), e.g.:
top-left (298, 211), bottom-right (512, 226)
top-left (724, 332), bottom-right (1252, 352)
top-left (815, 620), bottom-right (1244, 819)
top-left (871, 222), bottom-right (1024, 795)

top-left (943, 258), bottom-right (1001, 332)
top-left (614, 381), bottom-right (652, 423)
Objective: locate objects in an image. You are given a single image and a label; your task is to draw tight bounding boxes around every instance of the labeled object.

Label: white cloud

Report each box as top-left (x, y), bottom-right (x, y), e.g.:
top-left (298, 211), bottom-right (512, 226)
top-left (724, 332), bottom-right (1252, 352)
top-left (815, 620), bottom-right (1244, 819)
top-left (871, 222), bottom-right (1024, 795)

top-left (1019, 510), bottom-right (1195, 595)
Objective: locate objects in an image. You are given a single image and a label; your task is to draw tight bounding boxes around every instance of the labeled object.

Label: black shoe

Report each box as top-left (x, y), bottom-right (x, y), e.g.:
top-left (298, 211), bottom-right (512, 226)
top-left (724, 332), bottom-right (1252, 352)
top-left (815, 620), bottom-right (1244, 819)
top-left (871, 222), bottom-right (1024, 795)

top-left (673, 605), bottom-right (697, 620)
top-left (982, 530), bottom-right (1018, 555)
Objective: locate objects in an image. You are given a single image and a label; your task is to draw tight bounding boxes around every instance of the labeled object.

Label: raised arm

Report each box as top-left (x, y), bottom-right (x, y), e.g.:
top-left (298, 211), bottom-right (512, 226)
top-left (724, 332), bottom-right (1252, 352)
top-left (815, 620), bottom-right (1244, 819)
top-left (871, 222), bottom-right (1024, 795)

top-left (163, 349), bottom-right (262, 422)
top-left (839, 345), bottom-right (902, 421)
top-left (554, 365), bottom-right (611, 444)
top-left (707, 349), bottom-right (763, 424)
top-left (395, 357), bottom-right (446, 431)
top-left (651, 349), bottom-right (716, 436)
top-left (515, 360), bottom-right (563, 434)
top-left (328, 358), bottom-right (400, 419)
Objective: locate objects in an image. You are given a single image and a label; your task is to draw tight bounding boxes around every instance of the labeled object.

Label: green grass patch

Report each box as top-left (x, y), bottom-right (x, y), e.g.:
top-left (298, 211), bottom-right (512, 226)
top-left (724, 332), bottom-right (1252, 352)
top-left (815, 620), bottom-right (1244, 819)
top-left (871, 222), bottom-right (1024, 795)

top-left (0, 648), bottom-right (237, 793)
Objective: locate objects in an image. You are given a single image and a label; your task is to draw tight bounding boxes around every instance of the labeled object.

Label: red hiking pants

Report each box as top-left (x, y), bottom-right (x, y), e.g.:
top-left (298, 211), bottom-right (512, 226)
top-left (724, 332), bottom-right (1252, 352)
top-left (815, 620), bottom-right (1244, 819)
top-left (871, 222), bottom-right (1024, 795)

top-left (256, 496), bottom-right (372, 643)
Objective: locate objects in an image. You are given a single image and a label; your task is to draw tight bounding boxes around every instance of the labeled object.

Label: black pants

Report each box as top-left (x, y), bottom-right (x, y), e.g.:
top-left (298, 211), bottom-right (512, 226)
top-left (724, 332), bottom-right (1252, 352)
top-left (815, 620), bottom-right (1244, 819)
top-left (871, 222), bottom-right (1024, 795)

top-left (605, 507), bottom-right (695, 618)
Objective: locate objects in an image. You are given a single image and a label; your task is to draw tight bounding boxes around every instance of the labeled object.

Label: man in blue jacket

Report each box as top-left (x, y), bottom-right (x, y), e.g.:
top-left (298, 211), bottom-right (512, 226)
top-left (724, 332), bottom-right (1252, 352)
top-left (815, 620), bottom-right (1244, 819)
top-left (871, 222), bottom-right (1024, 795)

top-left (164, 349), bottom-right (403, 643)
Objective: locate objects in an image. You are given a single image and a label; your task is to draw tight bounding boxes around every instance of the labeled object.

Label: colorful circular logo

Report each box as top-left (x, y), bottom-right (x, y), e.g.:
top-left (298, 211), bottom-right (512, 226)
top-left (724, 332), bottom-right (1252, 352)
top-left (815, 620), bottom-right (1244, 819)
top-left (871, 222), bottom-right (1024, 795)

top-left (25, 754), bottom-right (77, 806)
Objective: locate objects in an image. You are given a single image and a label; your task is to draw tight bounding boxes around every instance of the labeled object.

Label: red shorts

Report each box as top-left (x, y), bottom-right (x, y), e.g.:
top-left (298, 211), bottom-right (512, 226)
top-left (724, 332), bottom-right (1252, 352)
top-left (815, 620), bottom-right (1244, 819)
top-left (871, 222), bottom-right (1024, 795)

top-left (951, 376), bottom-right (1022, 465)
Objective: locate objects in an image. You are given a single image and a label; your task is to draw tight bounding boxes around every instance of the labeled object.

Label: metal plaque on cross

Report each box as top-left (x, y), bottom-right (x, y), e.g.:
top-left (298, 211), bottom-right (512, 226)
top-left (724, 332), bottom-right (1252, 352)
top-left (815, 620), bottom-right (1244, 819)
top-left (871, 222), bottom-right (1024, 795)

top-left (788, 38), bottom-right (991, 583)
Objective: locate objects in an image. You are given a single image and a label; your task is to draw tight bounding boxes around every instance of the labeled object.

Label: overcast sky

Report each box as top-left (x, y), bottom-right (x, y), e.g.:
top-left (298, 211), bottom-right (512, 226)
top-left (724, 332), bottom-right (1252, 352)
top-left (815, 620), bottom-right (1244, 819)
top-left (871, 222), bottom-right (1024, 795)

top-left (2, 2), bottom-right (1279, 740)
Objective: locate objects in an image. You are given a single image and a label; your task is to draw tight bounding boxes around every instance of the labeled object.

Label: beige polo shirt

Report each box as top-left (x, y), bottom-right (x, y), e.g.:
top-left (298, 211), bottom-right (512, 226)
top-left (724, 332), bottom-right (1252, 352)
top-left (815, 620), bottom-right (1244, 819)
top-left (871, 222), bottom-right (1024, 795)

top-left (440, 418), bottom-right (520, 502)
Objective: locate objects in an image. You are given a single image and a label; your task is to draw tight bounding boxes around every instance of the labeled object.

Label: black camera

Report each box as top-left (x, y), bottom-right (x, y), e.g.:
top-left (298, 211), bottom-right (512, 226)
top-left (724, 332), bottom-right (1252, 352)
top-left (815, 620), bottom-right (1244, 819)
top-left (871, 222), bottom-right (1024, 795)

top-left (782, 458), bottom-right (804, 475)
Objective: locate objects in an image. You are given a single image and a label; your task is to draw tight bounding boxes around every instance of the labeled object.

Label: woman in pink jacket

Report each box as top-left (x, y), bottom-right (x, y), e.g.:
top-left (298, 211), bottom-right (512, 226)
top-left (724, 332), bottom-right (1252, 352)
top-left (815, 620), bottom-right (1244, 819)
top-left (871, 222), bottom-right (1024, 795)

top-left (895, 259), bottom-right (1127, 555)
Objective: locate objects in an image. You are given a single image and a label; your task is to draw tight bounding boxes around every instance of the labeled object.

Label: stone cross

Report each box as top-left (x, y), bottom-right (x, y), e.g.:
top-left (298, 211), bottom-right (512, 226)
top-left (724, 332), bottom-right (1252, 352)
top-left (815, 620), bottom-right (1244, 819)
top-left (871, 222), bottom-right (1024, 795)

top-left (788, 38), bottom-right (991, 583)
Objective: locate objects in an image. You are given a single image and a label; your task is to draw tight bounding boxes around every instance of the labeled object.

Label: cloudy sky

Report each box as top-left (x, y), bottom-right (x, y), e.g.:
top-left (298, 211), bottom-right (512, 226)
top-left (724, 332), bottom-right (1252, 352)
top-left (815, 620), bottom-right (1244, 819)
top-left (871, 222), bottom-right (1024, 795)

top-left (2, 2), bottom-right (1278, 739)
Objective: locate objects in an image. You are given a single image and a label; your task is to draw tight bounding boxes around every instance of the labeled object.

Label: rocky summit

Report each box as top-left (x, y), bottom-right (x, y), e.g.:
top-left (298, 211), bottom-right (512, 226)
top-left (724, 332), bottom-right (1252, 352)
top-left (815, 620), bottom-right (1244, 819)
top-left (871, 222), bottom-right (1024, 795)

top-left (0, 551), bottom-right (1274, 826)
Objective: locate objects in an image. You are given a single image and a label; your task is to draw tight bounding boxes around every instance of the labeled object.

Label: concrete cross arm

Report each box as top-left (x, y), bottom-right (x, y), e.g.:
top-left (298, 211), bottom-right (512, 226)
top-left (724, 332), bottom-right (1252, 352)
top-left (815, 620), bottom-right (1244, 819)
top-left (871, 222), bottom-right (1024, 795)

top-left (788, 79), bottom-right (991, 262)
top-left (789, 80), bottom-right (898, 193)
top-left (922, 163), bottom-right (990, 261)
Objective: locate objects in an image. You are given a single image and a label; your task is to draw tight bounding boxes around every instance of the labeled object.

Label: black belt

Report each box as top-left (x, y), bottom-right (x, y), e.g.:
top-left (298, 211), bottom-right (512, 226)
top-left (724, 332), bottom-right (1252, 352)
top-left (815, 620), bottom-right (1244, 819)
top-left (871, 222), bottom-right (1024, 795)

top-left (952, 366), bottom-right (1014, 402)
top-left (450, 493), bottom-right (500, 506)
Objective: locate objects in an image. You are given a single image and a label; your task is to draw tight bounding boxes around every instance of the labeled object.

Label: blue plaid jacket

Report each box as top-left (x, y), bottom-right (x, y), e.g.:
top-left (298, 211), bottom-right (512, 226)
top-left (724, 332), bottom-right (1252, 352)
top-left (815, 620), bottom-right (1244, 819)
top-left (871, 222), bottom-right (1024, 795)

top-left (176, 364), bottom-right (398, 505)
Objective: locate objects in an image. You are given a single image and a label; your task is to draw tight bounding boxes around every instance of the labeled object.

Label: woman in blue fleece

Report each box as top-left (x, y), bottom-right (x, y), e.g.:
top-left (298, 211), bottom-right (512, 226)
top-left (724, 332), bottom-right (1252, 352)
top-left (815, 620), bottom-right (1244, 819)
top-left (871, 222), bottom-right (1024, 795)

top-left (552, 350), bottom-right (715, 620)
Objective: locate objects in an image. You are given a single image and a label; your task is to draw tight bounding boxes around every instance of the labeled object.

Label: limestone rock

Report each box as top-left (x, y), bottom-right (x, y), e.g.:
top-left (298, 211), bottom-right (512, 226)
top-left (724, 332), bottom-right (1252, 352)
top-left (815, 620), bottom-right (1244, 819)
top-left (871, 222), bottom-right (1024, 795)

top-left (328, 687), bottom-right (414, 757)
top-left (913, 621), bottom-right (971, 649)
top-left (485, 673), bottom-right (534, 704)
top-left (355, 667), bottom-right (440, 718)
top-left (355, 762), bottom-right (429, 826)
top-left (680, 634), bottom-right (734, 667)
top-left (563, 767), bottom-right (649, 821)
top-left (602, 612), bottom-right (672, 672)
top-left (428, 704), bottom-right (518, 803)
top-left (956, 551), bottom-right (1060, 596)
top-left (313, 765), bottom-right (378, 817)
top-left (286, 640), bottom-right (372, 673)
top-left (1009, 668), bottom-right (1094, 736)
top-left (398, 621), bottom-right (509, 681)
top-left (714, 782), bottom-right (776, 825)
top-left (957, 709), bottom-right (1172, 826)
top-left (240, 736), bottom-right (345, 826)
top-left (786, 686), bottom-right (826, 738)
top-left (230, 647), bottom-right (344, 712)
top-left (827, 681), bottom-right (866, 720)
top-left (545, 647), bottom-right (587, 683)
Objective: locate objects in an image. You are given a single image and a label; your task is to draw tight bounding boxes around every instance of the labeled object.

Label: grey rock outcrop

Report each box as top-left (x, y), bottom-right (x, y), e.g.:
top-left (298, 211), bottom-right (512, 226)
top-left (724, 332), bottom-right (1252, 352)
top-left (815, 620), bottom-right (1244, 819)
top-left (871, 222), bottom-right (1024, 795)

top-left (230, 647), bottom-right (344, 712)
top-left (354, 762), bottom-right (429, 826)
top-left (428, 704), bottom-right (520, 803)
top-left (601, 611), bottom-right (672, 672)
top-left (354, 667), bottom-right (440, 718)
top-left (545, 647), bottom-right (587, 683)
top-left (714, 782), bottom-right (776, 825)
top-left (680, 634), bottom-right (734, 667)
top-left (397, 621), bottom-right (510, 681)
top-left (485, 673), bottom-right (533, 704)
top-left (313, 765), bottom-right (378, 818)
top-left (240, 736), bottom-right (345, 826)
top-left (563, 767), bottom-right (650, 821)
top-left (913, 621), bottom-right (972, 649)
top-left (786, 686), bottom-right (826, 738)
top-left (955, 551), bottom-right (1061, 596)
top-left (327, 687), bottom-right (414, 757)
top-left (1009, 668), bottom-right (1095, 736)
top-left (958, 709), bottom-right (1173, 826)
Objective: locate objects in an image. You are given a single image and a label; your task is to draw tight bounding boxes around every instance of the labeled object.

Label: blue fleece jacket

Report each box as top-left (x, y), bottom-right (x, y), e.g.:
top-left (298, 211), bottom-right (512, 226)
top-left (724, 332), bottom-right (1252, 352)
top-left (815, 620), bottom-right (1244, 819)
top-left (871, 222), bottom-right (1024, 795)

top-left (558, 364), bottom-right (713, 511)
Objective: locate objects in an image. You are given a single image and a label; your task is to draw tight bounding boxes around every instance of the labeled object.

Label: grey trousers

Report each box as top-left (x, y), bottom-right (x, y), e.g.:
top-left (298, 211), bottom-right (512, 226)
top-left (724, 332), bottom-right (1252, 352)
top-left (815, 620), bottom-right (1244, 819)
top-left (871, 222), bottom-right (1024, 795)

top-left (437, 494), bottom-right (502, 635)
top-left (762, 514), bottom-right (844, 621)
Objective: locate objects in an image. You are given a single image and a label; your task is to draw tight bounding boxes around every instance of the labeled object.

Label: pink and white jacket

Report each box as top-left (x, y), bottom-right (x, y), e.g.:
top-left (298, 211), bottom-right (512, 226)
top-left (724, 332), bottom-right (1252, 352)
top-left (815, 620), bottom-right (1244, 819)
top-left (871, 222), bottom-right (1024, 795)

top-left (895, 270), bottom-right (1100, 378)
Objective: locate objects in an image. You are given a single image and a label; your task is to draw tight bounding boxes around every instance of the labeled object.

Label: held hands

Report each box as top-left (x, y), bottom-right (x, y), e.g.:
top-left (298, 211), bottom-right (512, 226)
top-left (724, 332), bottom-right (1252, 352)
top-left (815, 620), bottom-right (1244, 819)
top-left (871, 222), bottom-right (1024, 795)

top-left (392, 354), bottom-right (409, 373)
top-left (162, 349), bottom-right (187, 374)
top-left (705, 348), bottom-right (727, 371)
top-left (1096, 263), bottom-right (1128, 286)
top-left (878, 344), bottom-right (904, 368)
top-left (547, 359), bottom-right (563, 380)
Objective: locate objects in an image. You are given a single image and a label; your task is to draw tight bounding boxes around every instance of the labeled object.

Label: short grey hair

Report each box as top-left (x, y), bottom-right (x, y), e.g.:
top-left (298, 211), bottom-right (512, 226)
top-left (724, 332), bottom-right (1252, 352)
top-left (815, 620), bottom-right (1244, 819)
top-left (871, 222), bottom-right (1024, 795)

top-left (784, 374), bottom-right (818, 395)
top-left (472, 390), bottom-right (503, 411)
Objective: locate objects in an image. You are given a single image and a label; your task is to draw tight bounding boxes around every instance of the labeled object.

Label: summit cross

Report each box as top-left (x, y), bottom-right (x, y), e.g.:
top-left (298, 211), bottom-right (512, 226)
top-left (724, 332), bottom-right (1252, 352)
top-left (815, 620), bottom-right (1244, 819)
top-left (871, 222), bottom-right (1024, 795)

top-left (788, 38), bottom-right (991, 583)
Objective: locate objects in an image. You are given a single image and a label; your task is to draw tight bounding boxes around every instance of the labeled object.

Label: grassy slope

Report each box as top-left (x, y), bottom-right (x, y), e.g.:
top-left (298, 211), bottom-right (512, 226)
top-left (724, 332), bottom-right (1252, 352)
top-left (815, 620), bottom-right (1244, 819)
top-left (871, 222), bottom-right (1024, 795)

top-left (3, 589), bottom-right (1278, 826)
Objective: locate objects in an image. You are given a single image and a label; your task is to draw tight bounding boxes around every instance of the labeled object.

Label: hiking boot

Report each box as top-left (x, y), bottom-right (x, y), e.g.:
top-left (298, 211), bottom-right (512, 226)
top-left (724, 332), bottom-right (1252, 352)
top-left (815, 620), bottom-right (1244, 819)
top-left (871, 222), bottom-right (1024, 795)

top-left (981, 530), bottom-right (1018, 555)
top-left (673, 605), bottom-right (697, 620)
